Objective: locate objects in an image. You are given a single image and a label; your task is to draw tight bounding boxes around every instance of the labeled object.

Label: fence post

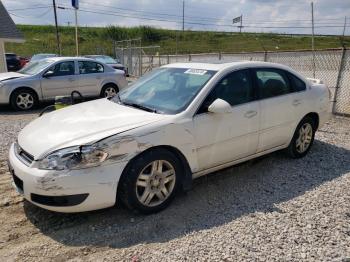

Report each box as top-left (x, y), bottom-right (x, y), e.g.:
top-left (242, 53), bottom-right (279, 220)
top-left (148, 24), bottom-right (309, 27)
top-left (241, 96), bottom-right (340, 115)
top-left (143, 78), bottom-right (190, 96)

top-left (189, 54), bottom-right (192, 61)
top-left (332, 47), bottom-right (347, 114)
top-left (264, 51), bottom-right (268, 62)
top-left (167, 55), bottom-right (170, 64)
top-left (219, 52), bottom-right (222, 60)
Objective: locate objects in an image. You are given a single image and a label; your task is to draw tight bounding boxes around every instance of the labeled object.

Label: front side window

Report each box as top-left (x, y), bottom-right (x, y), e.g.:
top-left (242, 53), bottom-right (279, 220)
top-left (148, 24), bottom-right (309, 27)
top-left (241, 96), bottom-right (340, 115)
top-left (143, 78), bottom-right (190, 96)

top-left (47, 61), bottom-right (75, 77)
top-left (255, 69), bottom-right (291, 99)
top-left (79, 61), bottom-right (104, 74)
top-left (198, 69), bottom-right (253, 114)
top-left (115, 68), bottom-right (217, 114)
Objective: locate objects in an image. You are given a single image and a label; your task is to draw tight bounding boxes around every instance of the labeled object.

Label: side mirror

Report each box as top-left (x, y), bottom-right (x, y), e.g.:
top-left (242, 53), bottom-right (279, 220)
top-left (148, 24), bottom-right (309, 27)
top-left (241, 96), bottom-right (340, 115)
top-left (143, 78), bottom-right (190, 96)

top-left (208, 98), bottom-right (232, 114)
top-left (43, 71), bottom-right (54, 78)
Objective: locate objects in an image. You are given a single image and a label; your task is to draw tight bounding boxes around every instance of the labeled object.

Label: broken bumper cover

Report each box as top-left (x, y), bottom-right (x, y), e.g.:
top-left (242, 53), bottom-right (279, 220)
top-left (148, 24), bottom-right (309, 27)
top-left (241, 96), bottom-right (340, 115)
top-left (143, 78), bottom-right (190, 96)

top-left (8, 143), bottom-right (128, 213)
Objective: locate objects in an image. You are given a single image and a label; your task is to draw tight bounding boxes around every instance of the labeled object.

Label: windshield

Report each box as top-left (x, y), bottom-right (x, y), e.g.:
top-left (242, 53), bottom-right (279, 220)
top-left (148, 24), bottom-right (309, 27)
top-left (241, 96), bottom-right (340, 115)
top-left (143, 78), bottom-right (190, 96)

top-left (94, 56), bottom-right (117, 64)
top-left (115, 67), bottom-right (217, 114)
top-left (18, 59), bottom-right (53, 75)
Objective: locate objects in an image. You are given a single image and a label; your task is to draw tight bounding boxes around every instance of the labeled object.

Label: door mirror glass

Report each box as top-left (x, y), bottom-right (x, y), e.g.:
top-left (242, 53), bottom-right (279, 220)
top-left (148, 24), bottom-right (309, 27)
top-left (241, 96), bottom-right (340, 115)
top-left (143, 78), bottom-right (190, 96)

top-left (43, 70), bottom-right (54, 78)
top-left (208, 98), bottom-right (232, 114)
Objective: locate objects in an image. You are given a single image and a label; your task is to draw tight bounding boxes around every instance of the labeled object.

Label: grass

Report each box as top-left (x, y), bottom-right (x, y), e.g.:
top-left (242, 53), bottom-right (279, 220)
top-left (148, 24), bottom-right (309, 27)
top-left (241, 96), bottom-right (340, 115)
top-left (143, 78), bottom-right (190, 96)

top-left (5, 24), bottom-right (350, 57)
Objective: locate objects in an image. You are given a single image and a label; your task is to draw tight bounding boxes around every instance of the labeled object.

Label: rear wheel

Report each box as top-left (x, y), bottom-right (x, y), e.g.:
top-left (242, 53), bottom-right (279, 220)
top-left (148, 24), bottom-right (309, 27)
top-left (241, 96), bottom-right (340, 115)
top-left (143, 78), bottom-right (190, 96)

top-left (119, 149), bottom-right (181, 214)
top-left (286, 117), bottom-right (316, 158)
top-left (10, 89), bottom-right (38, 111)
top-left (100, 84), bottom-right (118, 98)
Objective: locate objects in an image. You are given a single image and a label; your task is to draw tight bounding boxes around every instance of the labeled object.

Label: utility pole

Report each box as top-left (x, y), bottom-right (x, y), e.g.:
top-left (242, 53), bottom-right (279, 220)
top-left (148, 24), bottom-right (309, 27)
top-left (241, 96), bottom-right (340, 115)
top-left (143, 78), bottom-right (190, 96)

top-left (52, 0), bottom-right (61, 55)
top-left (74, 8), bottom-right (79, 56)
top-left (342, 16), bottom-right (347, 38)
top-left (182, 0), bottom-right (185, 32)
top-left (311, 2), bottom-right (315, 77)
top-left (239, 14), bottom-right (243, 33)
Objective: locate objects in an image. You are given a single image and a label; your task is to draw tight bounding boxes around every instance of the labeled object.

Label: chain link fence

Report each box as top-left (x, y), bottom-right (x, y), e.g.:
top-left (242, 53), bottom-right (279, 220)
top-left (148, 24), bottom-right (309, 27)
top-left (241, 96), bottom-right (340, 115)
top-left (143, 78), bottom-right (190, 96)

top-left (140, 48), bottom-right (349, 116)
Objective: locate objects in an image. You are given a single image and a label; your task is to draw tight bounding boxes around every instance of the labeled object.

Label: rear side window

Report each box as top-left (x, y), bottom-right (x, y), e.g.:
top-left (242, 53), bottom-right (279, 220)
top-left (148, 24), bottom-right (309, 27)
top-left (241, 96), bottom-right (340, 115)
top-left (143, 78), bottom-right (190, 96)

top-left (288, 73), bottom-right (306, 92)
top-left (255, 69), bottom-right (291, 99)
top-left (79, 61), bottom-right (104, 74)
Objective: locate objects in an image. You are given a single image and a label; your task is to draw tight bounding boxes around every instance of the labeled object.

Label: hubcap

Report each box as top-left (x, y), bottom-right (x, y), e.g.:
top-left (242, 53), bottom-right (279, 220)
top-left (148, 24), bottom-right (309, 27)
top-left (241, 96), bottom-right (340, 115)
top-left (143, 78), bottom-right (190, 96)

top-left (296, 123), bottom-right (313, 153)
top-left (16, 93), bottom-right (34, 109)
top-left (136, 160), bottom-right (176, 207)
top-left (104, 87), bottom-right (117, 97)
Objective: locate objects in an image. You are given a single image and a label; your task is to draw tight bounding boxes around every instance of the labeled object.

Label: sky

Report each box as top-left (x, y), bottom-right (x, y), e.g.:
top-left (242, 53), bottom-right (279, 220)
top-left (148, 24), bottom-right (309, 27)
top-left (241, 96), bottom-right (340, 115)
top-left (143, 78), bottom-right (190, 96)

top-left (2, 0), bottom-right (349, 35)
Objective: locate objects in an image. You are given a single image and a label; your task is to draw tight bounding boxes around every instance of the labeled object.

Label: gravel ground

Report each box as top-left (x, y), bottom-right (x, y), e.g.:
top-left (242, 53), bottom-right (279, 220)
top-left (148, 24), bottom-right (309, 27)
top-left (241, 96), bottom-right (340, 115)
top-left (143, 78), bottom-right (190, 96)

top-left (0, 108), bottom-right (349, 262)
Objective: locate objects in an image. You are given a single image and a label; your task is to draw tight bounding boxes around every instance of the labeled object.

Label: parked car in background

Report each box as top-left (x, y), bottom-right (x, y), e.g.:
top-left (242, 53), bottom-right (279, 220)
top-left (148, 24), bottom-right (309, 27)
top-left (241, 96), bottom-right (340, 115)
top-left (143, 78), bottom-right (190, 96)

top-left (7, 61), bottom-right (331, 213)
top-left (85, 55), bottom-right (127, 75)
top-left (0, 57), bottom-right (128, 110)
top-left (19, 57), bottom-right (29, 68)
top-left (29, 53), bottom-right (58, 63)
top-left (5, 53), bottom-right (21, 72)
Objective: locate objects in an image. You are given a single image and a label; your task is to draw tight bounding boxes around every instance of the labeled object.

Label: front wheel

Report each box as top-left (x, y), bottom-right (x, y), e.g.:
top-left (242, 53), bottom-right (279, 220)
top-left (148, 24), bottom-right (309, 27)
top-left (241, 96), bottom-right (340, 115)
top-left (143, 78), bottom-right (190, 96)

top-left (286, 117), bottom-right (316, 158)
top-left (119, 149), bottom-right (181, 214)
top-left (10, 89), bottom-right (38, 111)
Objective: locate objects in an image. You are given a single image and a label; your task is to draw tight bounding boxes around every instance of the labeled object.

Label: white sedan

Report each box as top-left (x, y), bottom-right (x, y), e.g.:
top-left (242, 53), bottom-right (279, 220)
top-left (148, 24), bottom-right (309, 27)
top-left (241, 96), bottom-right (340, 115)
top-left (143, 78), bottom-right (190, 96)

top-left (8, 62), bottom-right (331, 213)
top-left (0, 57), bottom-right (128, 110)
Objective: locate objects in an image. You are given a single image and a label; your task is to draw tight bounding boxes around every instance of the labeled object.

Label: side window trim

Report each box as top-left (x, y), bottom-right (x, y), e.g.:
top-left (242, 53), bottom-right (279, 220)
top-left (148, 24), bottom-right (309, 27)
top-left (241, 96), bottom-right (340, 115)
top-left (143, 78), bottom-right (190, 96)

top-left (253, 67), bottom-right (293, 100)
top-left (194, 68), bottom-right (256, 116)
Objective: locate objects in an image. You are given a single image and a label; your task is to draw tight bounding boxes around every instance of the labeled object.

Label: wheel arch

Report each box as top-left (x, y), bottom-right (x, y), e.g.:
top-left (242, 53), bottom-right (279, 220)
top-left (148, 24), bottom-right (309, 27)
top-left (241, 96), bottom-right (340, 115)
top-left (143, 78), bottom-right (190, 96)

top-left (117, 145), bottom-right (193, 197)
top-left (9, 86), bottom-right (39, 103)
top-left (303, 112), bottom-right (319, 130)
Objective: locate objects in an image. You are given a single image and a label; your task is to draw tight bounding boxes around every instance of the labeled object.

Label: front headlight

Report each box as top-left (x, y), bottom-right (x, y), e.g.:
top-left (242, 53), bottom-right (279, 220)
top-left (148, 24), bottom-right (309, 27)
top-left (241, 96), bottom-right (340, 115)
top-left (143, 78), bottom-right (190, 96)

top-left (38, 145), bottom-right (108, 170)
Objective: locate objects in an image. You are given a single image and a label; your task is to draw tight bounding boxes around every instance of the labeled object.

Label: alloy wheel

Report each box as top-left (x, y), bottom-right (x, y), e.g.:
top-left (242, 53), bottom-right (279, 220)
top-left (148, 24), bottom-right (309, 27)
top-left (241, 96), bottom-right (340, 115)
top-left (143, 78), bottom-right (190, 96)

top-left (135, 160), bottom-right (176, 207)
top-left (104, 87), bottom-right (117, 97)
top-left (16, 93), bottom-right (34, 110)
top-left (296, 123), bottom-right (313, 153)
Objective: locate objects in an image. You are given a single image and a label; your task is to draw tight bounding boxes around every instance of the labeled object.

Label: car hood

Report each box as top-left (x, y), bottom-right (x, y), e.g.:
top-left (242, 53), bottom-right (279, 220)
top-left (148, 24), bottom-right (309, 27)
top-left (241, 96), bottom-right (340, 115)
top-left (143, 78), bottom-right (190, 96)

top-left (18, 99), bottom-right (168, 159)
top-left (0, 72), bottom-right (27, 82)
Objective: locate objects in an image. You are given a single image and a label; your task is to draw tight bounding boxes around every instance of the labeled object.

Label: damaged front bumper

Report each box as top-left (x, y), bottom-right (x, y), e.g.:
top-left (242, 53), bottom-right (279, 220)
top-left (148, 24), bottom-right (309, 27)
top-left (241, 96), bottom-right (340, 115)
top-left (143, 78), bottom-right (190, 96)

top-left (8, 143), bottom-right (128, 213)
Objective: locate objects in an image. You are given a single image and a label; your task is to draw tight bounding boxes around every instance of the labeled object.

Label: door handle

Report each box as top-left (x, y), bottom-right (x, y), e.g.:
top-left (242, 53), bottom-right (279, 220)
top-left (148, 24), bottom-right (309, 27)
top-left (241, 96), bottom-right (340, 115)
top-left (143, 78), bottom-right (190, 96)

top-left (292, 99), bottom-right (302, 106)
top-left (68, 78), bottom-right (75, 82)
top-left (244, 110), bottom-right (257, 118)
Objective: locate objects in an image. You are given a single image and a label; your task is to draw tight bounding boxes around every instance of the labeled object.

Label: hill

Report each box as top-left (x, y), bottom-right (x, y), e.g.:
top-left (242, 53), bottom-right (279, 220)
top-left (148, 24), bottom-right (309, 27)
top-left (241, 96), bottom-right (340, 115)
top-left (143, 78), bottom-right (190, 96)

top-left (5, 24), bottom-right (350, 57)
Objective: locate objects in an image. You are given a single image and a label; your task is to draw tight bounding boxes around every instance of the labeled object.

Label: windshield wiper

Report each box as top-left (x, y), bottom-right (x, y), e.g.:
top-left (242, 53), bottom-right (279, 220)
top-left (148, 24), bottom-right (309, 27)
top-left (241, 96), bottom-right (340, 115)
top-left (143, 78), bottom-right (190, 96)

top-left (123, 102), bottom-right (157, 113)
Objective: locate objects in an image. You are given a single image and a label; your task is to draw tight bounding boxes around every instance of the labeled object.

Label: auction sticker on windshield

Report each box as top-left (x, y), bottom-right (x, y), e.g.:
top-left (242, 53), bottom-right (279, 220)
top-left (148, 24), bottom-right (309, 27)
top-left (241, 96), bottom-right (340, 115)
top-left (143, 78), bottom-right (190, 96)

top-left (184, 69), bottom-right (208, 75)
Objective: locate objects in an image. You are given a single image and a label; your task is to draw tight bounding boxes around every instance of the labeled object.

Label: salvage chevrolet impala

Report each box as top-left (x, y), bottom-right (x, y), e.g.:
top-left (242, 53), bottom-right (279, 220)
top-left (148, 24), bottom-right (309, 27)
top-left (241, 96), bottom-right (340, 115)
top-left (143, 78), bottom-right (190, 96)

top-left (8, 62), bottom-right (331, 213)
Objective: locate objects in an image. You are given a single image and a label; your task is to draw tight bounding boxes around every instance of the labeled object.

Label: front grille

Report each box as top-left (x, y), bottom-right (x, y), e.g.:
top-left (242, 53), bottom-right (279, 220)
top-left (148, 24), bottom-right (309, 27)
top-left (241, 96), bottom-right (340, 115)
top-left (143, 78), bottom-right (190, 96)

top-left (12, 174), bottom-right (23, 192)
top-left (14, 143), bottom-right (34, 165)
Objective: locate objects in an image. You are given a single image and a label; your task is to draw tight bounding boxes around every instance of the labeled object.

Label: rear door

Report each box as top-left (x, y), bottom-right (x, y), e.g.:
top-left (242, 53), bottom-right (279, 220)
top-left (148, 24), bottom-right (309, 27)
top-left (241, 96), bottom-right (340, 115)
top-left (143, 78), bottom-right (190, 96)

top-left (76, 61), bottom-right (105, 96)
top-left (193, 69), bottom-right (260, 170)
top-left (40, 61), bottom-right (77, 99)
top-left (253, 68), bottom-right (298, 152)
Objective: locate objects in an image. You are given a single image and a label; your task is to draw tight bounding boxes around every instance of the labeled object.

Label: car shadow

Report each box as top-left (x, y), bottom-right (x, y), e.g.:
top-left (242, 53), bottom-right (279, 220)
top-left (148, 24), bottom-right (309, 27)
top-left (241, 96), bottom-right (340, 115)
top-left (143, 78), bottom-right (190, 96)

top-left (23, 140), bottom-right (350, 248)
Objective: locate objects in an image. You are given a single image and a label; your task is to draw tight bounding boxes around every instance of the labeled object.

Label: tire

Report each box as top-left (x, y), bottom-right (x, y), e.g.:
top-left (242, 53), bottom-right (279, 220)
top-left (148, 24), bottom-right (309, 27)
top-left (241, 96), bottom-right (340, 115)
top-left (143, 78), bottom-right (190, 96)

top-left (119, 148), bottom-right (182, 214)
top-left (10, 88), bottom-right (38, 111)
top-left (100, 84), bottom-right (119, 98)
top-left (286, 116), bottom-right (316, 158)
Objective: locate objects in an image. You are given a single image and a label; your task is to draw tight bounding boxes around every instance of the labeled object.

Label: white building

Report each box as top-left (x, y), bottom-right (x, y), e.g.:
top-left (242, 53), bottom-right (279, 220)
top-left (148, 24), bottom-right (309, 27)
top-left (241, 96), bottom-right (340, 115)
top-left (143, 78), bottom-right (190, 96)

top-left (0, 1), bottom-right (24, 73)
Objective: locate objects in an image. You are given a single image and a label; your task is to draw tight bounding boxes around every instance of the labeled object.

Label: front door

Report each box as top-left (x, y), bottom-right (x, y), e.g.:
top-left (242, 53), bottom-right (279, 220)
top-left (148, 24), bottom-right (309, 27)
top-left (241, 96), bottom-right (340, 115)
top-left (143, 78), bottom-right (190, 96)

top-left (193, 69), bottom-right (260, 171)
top-left (41, 61), bottom-right (77, 99)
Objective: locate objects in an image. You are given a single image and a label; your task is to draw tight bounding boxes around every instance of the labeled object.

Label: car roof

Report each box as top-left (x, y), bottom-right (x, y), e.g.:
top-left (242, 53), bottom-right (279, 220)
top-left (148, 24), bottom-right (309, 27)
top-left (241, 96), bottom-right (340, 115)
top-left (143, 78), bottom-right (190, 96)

top-left (162, 61), bottom-right (292, 71)
top-left (43, 56), bottom-right (99, 62)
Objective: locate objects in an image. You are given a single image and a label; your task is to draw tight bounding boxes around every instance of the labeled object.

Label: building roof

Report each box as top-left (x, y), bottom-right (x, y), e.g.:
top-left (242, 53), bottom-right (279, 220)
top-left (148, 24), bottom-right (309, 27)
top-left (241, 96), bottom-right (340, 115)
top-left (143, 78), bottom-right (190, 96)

top-left (0, 1), bottom-right (24, 42)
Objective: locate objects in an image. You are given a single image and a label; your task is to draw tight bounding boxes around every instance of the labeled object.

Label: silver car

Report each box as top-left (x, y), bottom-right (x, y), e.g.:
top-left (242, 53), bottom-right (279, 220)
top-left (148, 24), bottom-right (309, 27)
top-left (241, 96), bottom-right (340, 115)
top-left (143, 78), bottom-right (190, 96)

top-left (0, 57), bottom-right (128, 110)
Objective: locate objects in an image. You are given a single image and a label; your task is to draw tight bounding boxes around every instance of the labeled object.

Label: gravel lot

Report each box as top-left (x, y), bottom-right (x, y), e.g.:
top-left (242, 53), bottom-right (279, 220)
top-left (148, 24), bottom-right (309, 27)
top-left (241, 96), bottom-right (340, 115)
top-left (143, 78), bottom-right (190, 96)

top-left (0, 107), bottom-right (349, 261)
